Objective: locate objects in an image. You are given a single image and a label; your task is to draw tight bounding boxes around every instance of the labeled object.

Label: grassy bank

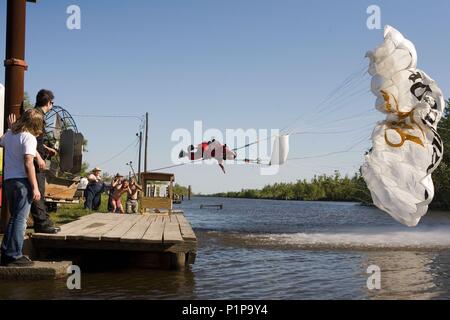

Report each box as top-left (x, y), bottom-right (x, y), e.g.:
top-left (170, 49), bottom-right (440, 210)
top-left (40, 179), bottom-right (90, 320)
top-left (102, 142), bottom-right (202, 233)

top-left (51, 194), bottom-right (111, 226)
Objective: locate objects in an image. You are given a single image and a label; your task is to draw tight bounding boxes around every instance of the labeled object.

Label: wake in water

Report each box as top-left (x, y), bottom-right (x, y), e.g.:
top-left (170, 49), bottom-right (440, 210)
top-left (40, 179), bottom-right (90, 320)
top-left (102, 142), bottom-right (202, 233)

top-left (199, 225), bottom-right (450, 251)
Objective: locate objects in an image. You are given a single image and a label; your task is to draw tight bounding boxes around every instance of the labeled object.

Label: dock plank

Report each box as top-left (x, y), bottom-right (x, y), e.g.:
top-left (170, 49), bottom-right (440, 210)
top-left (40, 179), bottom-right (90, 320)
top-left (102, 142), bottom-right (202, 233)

top-left (79, 213), bottom-right (122, 221)
top-left (101, 215), bottom-right (144, 241)
top-left (163, 215), bottom-right (183, 243)
top-left (33, 217), bottom-right (106, 240)
top-left (66, 214), bottom-right (130, 240)
top-left (142, 216), bottom-right (165, 243)
top-left (82, 214), bottom-right (133, 240)
top-left (121, 216), bottom-right (153, 243)
top-left (175, 214), bottom-right (197, 241)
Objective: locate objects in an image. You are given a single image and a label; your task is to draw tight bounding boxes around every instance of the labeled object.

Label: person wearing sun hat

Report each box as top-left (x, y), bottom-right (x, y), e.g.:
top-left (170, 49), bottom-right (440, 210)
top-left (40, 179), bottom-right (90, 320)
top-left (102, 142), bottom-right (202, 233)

top-left (108, 173), bottom-right (124, 212)
top-left (84, 167), bottom-right (105, 211)
top-left (88, 167), bottom-right (102, 183)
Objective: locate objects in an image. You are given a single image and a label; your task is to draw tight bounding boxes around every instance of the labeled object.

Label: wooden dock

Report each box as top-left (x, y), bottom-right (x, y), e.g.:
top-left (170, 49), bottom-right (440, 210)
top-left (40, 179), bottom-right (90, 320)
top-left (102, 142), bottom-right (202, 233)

top-left (31, 212), bottom-right (197, 270)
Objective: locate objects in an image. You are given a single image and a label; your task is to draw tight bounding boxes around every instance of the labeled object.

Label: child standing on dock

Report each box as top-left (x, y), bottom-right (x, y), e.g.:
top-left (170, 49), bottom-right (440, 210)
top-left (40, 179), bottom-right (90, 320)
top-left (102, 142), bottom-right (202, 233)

top-left (111, 179), bottom-right (129, 214)
top-left (0, 110), bottom-right (44, 267)
top-left (108, 173), bottom-right (123, 212)
top-left (126, 177), bottom-right (142, 214)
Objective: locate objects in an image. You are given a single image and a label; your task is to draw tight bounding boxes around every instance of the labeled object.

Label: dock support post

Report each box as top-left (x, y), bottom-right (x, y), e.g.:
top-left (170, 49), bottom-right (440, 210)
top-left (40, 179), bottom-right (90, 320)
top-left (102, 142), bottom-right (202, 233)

top-left (170, 253), bottom-right (187, 270)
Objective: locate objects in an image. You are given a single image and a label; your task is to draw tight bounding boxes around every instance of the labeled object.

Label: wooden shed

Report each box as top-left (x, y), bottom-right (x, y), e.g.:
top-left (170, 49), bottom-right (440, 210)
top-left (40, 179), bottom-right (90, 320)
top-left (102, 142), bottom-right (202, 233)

top-left (140, 172), bottom-right (175, 213)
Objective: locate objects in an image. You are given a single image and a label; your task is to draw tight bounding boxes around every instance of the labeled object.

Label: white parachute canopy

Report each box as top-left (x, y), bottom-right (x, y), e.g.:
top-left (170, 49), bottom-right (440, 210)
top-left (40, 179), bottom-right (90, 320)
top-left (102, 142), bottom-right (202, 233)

top-left (362, 26), bottom-right (445, 227)
top-left (270, 135), bottom-right (290, 166)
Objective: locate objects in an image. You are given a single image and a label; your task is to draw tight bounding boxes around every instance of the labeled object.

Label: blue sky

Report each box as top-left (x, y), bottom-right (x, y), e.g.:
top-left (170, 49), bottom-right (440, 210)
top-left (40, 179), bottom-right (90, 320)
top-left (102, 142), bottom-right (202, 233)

top-left (1, 0), bottom-right (449, 193)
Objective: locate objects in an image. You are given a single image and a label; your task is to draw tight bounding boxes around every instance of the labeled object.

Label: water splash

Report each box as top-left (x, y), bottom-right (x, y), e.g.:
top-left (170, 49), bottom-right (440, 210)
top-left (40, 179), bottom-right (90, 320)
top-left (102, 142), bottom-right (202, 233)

top-left (199, 226), bottom-right (450, 251)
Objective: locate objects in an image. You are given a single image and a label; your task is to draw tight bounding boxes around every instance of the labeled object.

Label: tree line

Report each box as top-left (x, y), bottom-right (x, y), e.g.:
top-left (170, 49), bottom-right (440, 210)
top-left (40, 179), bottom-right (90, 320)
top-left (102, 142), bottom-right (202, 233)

top-left (212, 172), bottom-right (371, 203)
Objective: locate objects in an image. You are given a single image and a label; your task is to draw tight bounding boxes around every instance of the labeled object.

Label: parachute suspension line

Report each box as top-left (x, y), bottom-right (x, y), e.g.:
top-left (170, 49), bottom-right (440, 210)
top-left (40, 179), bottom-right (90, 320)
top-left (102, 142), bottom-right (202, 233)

top-left (217, 62), bottom-right (370, 157)
top-left (232, 132), bottom-right (281, 152)
top-left (234, 158), bottom-right (271, 166)
top-left (281, 63), bottom-right (369, 135)
top-left (315, 61), bottom-right (369, 107)
top-left (306, 87), bottom-right (372, 125)
top-left (152, 64), bottom-right (373, 171)
top-left (306, 63), bottom-right (368, 116)
top-left (287, 108), bottom-right (379, 137)
top-left (304, 108), bottom-right (378, 129)
top-left (153, 124), bottom-right (373, 171)
top-left (312, 74), bottom-right (370, 117)
top-left (232, 140), bottom-right (264, 152)
top-left (288, 76), bottom-right (370, 133)
top-left (284, 161), bottom-right (361, 170)
top-left (233, 126), bottom-right (373, 166)
top-left (289, 123), bottom-right (375, 137)
top-left (288, 134), bottom-right (371, 162)
top-left (230, 98), bottom-right (374, 165)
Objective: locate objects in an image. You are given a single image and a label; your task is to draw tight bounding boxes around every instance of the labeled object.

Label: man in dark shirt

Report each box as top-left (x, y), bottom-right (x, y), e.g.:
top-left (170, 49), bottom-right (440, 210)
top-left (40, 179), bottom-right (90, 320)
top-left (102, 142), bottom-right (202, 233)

top-left (31, 90), bottom-right (61, 234)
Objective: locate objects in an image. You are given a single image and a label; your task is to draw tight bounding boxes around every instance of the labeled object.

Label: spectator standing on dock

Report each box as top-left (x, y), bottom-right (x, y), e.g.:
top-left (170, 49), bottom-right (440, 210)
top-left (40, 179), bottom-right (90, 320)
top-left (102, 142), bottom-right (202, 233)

top-left (31, 90), bottom-right (61, 234)
top-left (109, 173), bottom-right (123, 212)
top-left (0, 110), bottom-right (44, 267)
top-left (126, 176), bottom-right (142, 214)
top-left (84, 167), bottom-right (105, 211)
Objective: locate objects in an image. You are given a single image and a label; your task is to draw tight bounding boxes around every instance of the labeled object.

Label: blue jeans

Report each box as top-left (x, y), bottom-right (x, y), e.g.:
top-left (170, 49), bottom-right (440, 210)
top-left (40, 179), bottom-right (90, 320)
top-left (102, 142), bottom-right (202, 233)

top-left (1, 179), bottom-right (33, 260)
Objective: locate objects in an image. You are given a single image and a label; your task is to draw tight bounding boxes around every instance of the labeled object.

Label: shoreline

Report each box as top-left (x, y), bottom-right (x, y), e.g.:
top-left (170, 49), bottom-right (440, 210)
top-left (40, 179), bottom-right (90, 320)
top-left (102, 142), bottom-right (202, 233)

top-left (192, 195), bottom-right (450, 211)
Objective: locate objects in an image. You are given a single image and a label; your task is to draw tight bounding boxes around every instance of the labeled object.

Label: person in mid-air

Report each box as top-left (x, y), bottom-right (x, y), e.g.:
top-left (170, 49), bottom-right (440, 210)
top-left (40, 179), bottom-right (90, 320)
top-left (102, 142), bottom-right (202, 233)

top-left (179, 139), bottom-right (234, 174)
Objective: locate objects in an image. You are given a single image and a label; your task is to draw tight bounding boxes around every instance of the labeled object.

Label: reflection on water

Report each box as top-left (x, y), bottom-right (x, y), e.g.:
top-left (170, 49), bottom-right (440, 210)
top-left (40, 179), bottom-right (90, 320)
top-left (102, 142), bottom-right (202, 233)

top-left (363, 252), bottom-right (441, 300)
top-left (1, 197), bottom-right (450, 300)
top-left (0, 269), bottom-right (197, 300)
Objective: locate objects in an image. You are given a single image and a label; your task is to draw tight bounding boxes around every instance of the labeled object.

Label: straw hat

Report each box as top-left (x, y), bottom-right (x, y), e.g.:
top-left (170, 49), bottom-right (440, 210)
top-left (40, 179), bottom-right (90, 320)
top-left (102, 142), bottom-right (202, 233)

top-left (92, 167), bottom-right (102, 173)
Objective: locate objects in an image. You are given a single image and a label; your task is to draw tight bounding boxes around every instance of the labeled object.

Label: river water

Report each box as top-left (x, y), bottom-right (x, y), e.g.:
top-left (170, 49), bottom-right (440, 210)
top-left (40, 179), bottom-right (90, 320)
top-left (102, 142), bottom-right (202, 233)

top-left (1, 197), bottom-right (450, 300)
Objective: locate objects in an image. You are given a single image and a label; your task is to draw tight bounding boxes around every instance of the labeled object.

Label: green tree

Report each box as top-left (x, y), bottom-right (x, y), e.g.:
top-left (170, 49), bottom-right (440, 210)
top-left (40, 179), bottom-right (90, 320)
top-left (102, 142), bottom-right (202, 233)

top-left (79, 162), bottom-right (91, 177)
top-left (173, 184), bottom-right (192, 197)
top-left (23, 92), bottom-right (33, 110)
top-left (433, 99), bottom-right (450, 209)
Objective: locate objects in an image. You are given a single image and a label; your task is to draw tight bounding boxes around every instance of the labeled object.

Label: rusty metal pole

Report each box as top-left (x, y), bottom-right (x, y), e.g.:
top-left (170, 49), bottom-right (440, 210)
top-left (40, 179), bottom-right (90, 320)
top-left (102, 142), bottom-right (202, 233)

top-left (1, 0), bottom-right (31, 233)
top-left (4, 0), bottom-right (29, 127)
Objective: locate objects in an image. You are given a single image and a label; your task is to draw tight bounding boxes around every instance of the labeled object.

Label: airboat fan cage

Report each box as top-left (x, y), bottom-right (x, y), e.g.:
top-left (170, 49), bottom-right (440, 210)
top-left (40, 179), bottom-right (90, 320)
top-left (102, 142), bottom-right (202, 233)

top-left (44, 106), bottom-right (84, 176)
top-left (45, 105), bottom-right (79, 144)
